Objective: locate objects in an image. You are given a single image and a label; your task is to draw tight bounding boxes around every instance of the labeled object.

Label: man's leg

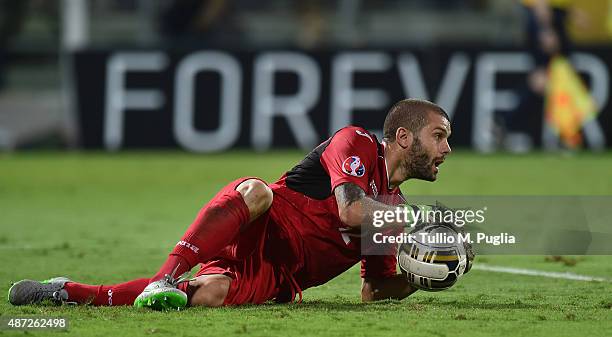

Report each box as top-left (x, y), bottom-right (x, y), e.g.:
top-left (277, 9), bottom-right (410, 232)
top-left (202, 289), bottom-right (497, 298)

top-left (63, 275), bottom-right (232, 307)
top-left (64, 275), bottom-right (232, 307)
top-left (9, 277), bottom-right (150, 306)
top-left (135, 178), bottom-right (273, 309)
top-left (10, 276), bottom-right (231, 307)
top-left (9, 179), bottom-right (272, 309)
top-left (151, 178), bottom-right (272, 281)
top-left (63, 278), bottom-right (150, 305)
top-left (186, 274), bottom-right (231, 307)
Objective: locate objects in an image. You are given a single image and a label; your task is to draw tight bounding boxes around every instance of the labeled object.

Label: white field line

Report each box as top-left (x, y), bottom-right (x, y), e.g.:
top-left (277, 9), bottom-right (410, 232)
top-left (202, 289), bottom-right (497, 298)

top-left (475, 264), bottom-right (611, 282)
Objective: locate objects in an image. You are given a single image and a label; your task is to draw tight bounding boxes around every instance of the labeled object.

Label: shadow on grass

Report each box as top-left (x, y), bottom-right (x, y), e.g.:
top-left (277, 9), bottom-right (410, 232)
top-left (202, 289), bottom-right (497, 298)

top-left (416, 299), bottom-right (542, 310)
top-left (198, 297), bottom-right (543, 313)
top-left (2, 297), bottom-right (544, 316)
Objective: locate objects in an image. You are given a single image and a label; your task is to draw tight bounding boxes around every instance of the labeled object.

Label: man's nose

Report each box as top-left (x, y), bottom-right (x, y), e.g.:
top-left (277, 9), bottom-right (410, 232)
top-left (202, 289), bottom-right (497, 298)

top-left (441, 140), bottom-right (451, 155)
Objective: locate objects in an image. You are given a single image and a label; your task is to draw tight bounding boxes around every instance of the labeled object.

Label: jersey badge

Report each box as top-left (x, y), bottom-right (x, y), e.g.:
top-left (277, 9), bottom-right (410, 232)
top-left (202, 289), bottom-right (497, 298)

top-left (342, 156), bottom-right (366, 177)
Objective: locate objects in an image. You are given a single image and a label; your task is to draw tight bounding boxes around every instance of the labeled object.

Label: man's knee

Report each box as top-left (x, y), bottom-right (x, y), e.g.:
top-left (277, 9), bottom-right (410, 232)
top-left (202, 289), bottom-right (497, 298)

top-left (188, 275), bottom-right (231, 307)
top-left (236, 179), bottom-right (273, 221)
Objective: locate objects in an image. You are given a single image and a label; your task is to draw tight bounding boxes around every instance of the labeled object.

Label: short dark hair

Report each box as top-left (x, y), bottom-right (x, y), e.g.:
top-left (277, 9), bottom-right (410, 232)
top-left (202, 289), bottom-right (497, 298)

top-left (383, 99), bottom-right (449, 142)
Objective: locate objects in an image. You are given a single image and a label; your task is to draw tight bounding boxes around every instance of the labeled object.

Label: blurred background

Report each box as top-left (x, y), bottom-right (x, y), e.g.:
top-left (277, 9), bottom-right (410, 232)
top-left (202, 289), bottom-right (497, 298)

top-left (0, 0), bottom-right (611, 153)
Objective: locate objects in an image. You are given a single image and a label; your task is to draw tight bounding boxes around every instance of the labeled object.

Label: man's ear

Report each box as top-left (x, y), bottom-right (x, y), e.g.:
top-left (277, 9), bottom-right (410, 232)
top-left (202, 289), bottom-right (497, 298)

top-left (395, 127), bottom-right (413, 149)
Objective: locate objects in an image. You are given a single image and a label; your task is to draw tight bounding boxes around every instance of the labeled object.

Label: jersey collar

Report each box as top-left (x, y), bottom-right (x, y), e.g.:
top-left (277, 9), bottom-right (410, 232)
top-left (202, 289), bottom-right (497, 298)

top-left (382, 141), bottom-right (392, 191)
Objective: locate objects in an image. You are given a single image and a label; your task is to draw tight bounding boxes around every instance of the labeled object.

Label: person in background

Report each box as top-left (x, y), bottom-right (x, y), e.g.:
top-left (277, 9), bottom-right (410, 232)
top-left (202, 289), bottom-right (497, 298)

top-left (498, 0), bottom-right (586, 149)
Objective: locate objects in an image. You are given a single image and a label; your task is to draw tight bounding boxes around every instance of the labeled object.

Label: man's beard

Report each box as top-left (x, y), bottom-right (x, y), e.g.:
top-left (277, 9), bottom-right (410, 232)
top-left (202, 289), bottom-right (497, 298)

top-left (404, 136), bottom-right (435, 181)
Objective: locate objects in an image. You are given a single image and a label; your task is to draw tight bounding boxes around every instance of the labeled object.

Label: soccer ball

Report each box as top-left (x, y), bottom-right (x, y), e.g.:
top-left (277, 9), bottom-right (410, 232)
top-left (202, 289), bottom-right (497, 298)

top-left (397, 224), bottom-right (468, 291)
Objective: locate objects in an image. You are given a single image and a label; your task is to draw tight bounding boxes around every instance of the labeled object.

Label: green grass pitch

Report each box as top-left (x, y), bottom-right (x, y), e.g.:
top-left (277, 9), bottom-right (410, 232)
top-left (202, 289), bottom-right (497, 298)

top-left (1, 151), bottom-right (611, 337)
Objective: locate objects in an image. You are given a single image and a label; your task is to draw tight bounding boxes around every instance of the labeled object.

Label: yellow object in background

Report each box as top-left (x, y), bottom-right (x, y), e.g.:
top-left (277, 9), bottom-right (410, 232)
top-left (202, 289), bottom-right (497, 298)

top-left (545, 56), bottom-right (598, 148)
top-left (567, 0), bottom-right (612, 43)
top-left (608, 0), bottom-right (612, 37)
top-left (521, 0), bottom-right (572, 9)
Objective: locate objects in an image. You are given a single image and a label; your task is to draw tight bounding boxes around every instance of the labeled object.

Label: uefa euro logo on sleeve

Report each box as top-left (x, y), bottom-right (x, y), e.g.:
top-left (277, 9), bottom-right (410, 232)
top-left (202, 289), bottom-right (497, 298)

top-left (342, 156), bottom-right (366, 177)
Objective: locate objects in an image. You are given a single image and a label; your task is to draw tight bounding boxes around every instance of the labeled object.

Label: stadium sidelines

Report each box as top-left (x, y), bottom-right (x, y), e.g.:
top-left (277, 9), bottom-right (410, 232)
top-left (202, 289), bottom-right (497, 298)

top-left (475, 264), bottom-right (611, 282)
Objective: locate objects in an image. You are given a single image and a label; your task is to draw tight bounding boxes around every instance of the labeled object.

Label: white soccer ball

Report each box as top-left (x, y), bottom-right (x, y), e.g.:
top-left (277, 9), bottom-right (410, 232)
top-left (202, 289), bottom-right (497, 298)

top-left (397, 224), bottom-right (468, 291)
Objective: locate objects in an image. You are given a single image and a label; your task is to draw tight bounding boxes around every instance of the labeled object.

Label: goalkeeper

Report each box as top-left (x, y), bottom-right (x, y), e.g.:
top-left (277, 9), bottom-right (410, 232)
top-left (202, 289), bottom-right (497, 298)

top-left (9, 99), bottom-right (453, 310)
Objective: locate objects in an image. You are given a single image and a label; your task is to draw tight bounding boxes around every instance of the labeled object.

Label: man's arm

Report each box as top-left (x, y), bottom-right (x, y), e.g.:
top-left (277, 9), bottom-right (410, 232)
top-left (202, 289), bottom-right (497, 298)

top-left (335, 182), bottom-right (419, 301)
top-left (361, 276), bottom-right (417, 302)
top-left (334, 182), bottom-right (400, 228)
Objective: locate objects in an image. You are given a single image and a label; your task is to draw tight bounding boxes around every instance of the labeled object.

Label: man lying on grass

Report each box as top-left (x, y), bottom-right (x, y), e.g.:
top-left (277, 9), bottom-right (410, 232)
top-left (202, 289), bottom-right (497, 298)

top-left (9, 99), bottom-right (452, 310)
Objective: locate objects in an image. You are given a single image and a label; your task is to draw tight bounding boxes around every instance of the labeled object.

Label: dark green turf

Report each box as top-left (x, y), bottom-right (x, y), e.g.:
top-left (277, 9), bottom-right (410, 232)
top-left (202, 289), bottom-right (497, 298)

top-left (1, 151), bottom-right (611, 337)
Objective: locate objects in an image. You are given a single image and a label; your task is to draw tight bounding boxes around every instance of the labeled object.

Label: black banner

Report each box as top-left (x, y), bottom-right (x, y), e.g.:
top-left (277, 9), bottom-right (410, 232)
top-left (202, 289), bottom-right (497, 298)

top-left (72, 48), bottom-right (612, 152)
